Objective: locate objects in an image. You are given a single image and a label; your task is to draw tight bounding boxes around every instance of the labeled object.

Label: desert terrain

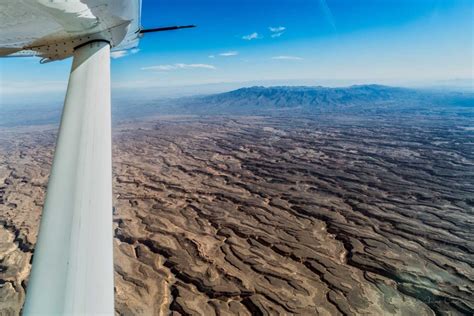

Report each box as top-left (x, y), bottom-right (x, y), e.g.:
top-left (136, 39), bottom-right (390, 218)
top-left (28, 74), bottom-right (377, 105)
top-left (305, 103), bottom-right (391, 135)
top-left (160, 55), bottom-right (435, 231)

top-left (0, 109), bottom-right (472, 315)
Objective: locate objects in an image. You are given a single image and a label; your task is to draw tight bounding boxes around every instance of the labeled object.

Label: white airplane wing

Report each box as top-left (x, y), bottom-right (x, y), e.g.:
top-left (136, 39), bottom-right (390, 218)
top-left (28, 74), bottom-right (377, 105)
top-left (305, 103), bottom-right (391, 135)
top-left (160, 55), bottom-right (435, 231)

top-left (0, 0), bottom-right (141, 62)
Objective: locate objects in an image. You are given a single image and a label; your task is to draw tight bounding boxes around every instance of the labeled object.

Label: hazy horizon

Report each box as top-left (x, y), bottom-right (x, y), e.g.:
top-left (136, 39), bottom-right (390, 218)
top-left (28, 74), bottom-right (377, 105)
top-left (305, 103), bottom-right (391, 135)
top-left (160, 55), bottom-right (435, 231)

top-left (1, 78), bottom-right (473, 107)
top-left (1, 0), bottom-right (472, 105)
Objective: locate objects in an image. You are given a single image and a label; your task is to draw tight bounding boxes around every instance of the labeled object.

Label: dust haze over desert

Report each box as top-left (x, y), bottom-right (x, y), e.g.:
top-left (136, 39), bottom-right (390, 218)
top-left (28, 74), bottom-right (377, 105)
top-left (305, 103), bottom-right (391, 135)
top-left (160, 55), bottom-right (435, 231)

top-left (0, 85), bottom-right (473, 315)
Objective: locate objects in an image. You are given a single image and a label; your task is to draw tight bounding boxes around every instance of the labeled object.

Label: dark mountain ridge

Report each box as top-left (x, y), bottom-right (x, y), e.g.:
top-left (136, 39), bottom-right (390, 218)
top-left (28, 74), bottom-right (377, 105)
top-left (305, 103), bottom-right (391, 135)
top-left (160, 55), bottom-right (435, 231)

top-left (203, 84), bottom-right (411, 106)
top-left (177, 84), bottom-right (473, 116)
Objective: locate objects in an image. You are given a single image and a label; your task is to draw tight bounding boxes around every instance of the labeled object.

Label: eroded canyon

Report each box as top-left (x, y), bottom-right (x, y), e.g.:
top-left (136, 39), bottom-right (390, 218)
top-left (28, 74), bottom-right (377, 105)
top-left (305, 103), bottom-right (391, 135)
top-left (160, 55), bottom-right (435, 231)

top-left (0, 114), bottom-right (472, 315)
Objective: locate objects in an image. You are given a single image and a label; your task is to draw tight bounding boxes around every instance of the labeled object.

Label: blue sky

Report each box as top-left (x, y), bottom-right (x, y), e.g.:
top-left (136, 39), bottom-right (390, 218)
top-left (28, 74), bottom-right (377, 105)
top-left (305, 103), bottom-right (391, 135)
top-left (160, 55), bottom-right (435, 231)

top-left (0, 0), bottom-right (473, 102)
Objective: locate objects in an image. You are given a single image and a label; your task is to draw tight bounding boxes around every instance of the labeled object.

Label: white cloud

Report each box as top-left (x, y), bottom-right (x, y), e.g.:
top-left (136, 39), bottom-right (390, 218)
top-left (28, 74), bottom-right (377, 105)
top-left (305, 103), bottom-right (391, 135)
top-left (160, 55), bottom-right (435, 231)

top-left (269, 26), bottom-right (286, 38)
top-left (269, 26), bottom-right (286, 33)
top-left (176, 63), bottom-right (216, 70)
top-left (110, 51), bottom-right (127, 59)
top-left (111, 48), bottom-right (140, 59)
top-left (219, 51), bottom-right (239, 57)
top-left (141, 63), bottom-right (216, 71)
top-left (242, 32), bottom-right (260, 40)
top-left (272, 56), bottom-right (303, 60)
top-left (208, 55), bottom-right (215, 58)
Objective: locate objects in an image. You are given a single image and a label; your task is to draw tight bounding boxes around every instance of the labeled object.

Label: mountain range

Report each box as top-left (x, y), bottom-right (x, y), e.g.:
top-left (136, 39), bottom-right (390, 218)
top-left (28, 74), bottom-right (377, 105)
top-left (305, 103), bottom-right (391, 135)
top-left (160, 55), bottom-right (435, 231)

top-left (1, 85), bottom-right (473, 127)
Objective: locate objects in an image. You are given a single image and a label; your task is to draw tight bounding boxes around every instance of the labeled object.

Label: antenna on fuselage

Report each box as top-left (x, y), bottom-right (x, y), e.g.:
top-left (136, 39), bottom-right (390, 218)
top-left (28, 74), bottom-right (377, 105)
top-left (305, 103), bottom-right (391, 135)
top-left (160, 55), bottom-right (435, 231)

top-left (139, 25), bottom-right (196, 34)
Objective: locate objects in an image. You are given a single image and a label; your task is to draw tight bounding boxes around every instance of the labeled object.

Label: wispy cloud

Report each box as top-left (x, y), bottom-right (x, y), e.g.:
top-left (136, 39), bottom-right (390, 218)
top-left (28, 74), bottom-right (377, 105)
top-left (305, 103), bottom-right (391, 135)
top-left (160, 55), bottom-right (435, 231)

top-left (111, 48), bottom-right (140, 59)
top-left (141, 63), bottom-right (216, 71)
top-left (271, 56), bottom-right (303, 60)
top-left (219, 51), bottom-right (239, 57)
top-left (242, 32), bottom-right (260, 40)
top-left (269, 26), bottom-right (286, 38)
top-left (208, 55), bottom-right (215, 58)
top-left (269, 26), bottom-right (286, 33)
top-left (111, 51), bottom-right (127, 59)
top-left (318, 0), bottom-right (336, 31)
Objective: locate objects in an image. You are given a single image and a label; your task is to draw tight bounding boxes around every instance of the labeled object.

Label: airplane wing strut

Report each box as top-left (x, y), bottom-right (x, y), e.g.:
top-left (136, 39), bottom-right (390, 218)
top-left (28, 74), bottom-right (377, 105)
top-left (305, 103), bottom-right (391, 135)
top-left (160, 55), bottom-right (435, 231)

top-left (23, 40), bottom-right (114, 315)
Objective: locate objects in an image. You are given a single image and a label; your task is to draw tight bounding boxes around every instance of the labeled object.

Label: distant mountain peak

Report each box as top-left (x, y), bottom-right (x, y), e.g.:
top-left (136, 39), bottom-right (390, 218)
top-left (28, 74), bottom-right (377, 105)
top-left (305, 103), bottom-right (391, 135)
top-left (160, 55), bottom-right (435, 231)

top-left (222, 84), bottom-right (402, 95)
